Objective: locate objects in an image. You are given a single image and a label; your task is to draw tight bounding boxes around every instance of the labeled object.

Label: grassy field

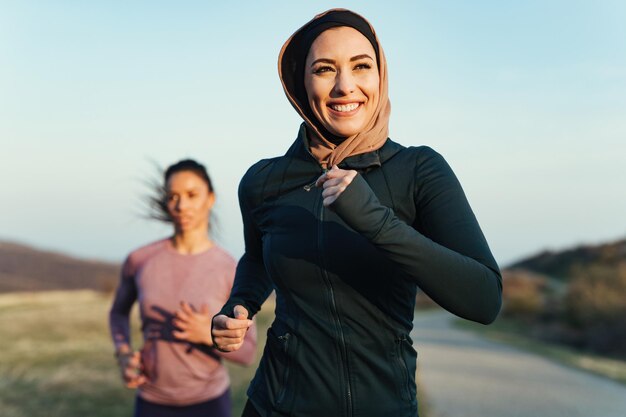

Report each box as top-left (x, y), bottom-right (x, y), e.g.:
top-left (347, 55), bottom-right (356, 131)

top-left (456, 317), bottom-right (626, 386)
top-left (0, 290), bottom-right (271, 417)
top-left (0, 290), bottom-right (429, 417)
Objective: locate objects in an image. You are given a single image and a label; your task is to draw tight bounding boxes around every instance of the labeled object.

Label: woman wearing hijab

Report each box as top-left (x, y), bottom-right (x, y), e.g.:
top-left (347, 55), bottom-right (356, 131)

top-left (212, 9), bottom-right (502, 417)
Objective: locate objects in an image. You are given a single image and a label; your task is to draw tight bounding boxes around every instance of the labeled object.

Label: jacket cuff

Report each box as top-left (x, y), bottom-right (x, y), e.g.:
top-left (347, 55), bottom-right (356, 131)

top-left (329, 173), bottom-right (392, 240)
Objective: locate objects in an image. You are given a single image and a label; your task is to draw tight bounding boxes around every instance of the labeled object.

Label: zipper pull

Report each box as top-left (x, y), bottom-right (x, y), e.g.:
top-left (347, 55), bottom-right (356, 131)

top-left (303, 180), bottom-right (317, 192)
top-left (303, 168), bottom-right (328, 192)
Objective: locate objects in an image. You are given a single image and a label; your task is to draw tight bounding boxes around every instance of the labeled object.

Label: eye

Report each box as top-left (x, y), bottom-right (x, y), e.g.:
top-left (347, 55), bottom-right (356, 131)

top-left (312, 65), bottom-right (335, 75)
top-left (354, 62), bottom-right (372, 71)
top-left (167, 194), bottom-right (179, 203)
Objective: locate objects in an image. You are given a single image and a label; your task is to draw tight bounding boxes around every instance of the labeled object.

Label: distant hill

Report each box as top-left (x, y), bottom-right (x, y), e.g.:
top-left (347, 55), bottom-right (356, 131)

top-left (507, 238), bottom-right (626, 279)
top-left (0, 241), bottom-right (120, 293)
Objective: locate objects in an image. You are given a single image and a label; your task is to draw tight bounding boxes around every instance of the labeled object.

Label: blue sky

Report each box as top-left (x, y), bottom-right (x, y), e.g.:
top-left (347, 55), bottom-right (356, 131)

top-left (1, 1), bottom-right (625, 266)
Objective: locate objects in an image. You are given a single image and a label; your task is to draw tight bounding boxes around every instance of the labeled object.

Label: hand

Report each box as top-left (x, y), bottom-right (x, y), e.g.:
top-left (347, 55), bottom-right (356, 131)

top-left (211, 305), bottom-right (253, 352)
top-left (315, 165), bottom-right (357, 206)
top-left (172, 301), bottom-right (213, 346)
top-left (116, 349), bottom-right (147, 389)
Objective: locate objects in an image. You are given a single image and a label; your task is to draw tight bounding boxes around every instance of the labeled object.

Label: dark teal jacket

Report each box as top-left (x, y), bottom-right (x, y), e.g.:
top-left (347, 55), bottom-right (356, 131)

top-left (220, 126), bottom-right (502, 417)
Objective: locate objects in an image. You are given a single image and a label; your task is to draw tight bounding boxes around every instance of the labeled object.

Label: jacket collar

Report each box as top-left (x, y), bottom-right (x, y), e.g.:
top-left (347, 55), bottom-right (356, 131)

top-left (286, 124), bottom-right (405, 171)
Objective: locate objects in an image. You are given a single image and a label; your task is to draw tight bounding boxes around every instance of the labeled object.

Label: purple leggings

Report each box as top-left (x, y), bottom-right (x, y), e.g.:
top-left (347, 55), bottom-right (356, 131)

top-left (134, 389), bottom-right (232, 417)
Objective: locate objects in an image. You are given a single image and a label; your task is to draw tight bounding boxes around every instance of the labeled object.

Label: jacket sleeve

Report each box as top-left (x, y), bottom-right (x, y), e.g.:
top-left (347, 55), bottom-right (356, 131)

top-left (330, 147), bottom-right (502, 324)
top-left (218, 168), bottom-right (275, 319)
top-left (109, 256), bottom-right (137, 349)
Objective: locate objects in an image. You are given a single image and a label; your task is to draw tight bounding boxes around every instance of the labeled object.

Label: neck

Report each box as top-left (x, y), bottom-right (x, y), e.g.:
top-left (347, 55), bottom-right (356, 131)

top-left (171, 227), bottom-right (213, 254)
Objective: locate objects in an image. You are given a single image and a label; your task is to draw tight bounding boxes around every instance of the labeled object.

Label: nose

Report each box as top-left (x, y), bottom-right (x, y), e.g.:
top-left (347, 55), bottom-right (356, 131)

top-left (333, 70), bottom-right (356, 96)
top-left (175, 197), bottom-right (188, 211)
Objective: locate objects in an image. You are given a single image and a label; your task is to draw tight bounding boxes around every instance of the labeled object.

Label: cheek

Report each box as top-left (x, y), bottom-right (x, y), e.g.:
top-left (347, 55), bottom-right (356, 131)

top-left (364, 74), bottom-right (380, 101)
top-left (305, 79), bottom-right (327, 110)
top-left (198, 198), bottom-right (213, 214)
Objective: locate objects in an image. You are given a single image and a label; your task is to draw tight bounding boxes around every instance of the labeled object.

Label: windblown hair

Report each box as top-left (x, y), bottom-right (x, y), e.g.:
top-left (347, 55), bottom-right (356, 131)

top-left (148, 159), bottom-right (214, 223)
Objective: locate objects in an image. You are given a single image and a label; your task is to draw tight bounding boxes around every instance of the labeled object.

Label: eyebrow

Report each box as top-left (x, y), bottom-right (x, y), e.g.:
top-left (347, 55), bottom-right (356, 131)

top-left (350, 54), bottom-right (374, 62)
top-left (310, 54), bottom-right (374, 67)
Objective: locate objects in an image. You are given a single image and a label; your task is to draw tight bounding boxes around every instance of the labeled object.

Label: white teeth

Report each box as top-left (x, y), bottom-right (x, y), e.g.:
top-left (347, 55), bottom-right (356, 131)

top-left (330, 103), bottom-right (359, 112)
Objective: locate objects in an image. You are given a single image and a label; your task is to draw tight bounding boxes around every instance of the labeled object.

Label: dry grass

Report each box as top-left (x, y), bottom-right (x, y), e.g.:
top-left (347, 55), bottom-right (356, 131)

top-left (0, 290), bottom-right (267, 417)
top-left (0, 290), bottom-right (430, 417)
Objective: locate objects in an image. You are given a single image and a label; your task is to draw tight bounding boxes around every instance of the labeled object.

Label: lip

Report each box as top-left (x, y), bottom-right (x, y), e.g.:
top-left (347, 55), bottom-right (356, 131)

top-left (327, 101), bottom-right (363, 117)
top-left (173, 216), bottom-right (192, 225)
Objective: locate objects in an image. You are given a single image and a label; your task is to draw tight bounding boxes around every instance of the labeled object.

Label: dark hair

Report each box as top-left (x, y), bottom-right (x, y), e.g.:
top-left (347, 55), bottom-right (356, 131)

top-left (148, 159), bottom-right (214, 223)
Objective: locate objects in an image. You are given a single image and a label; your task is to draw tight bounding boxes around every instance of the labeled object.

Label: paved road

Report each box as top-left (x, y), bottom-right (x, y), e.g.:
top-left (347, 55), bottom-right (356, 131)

top-left (412, 311), bottom-right (626, 417)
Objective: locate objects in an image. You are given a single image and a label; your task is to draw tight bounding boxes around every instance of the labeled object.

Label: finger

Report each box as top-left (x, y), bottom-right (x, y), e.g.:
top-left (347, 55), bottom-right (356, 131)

top-left (212, 315), bottom-right (228, 331)
top-left (223, 317), bottom-right (253, 330)
top-left (233, 305), bottom-right (249, 320)
top-left (212, 327), bottom-right (248, 338)
top-left (128, 351), bottom-right (141, 367)
top-left (324, 165), bottom-right (342, 177)
top-left (126, 374), bottom-right (147, 388)
top-left (180, 301), bottom-right (196, 316)
top-left (326, 167), bottom-right (357, 183)
top-left (132, 375), bottom-right (148, 386)
top-left (314, 172), bottom-right (328, 188)
top-left (320, 177), bottom-right (342, 189)
top-left (124, 367), bottom-right (139, 380)
top-left (212, 314), bottom-right (251, 331)
top-left (321, 188), bottom-right (346, 204)
top-left (213, 335), bottom-right (245, 344)
top-left (175, 308), bottom-right (192, 322)
top-left (217, 341), bottom-right (245, 352)
top-left (322, 172), bottom-right (355, 188)
top-left (321, 181), bottom-right (347, 195)
top-left (172, 330), bottom-right (189, 340)
top-left (323, 195), bottom-right (338, 207)
top-left (172, 319), bottom-right (189, 330)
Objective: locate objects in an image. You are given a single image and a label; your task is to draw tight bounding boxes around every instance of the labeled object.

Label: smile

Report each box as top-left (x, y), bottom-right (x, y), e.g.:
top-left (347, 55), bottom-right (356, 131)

top-left (329, 103), bottom-right (361, 112)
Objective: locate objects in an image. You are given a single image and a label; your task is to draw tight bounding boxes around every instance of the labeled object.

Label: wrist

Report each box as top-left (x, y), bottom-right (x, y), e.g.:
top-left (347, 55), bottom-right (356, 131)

top-left (115, 346), bottom-right (134, 365)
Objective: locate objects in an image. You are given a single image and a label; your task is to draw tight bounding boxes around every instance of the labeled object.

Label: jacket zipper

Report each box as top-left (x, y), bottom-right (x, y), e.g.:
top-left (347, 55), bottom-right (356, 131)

top-left (318, 194), bottom-right (353, 417)
top-left (396, 335), bottom-right (411, 401)
top-left (276, 333), bottom-right (291, 406)
top-left (303, 168), bottom-right (328, 192)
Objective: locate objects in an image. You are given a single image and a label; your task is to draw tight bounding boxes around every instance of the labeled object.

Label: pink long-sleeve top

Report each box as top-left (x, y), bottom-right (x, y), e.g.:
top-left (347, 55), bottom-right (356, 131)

top-left (109, 239), bottom-right (257, 406)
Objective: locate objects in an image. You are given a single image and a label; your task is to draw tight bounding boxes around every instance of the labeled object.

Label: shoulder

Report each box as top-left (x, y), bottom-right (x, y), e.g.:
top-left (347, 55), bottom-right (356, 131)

top-left (122, 238), bottom-right (170, 278)
top-left (239, 156), bottom-right (285, 207)
top-left (240, 158), bottom-right (280, 188)
top-left (382, 142), bottom-right (449, 174)
top-left (397, 145), bottom-right (452, 176)
top-left (207, 245), bottom-right (237, 269)
top-left (203, 245), bottom-right (238, 285)
top-left (399, 144), bottom-right (443, 163)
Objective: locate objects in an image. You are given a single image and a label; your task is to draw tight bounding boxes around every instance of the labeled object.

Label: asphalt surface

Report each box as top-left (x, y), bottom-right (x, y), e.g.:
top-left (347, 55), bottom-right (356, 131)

top-left (411, 311), bottom-right (626, 417)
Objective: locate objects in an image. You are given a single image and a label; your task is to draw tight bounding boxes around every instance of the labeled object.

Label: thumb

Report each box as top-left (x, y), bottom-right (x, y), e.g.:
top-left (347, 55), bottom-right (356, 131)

top-left (233, 305), bottom-right (249, 320)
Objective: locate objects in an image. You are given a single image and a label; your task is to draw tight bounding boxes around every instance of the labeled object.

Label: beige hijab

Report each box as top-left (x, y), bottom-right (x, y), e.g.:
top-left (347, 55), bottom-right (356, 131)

top-left (278, 9), bottom-right (391, 168)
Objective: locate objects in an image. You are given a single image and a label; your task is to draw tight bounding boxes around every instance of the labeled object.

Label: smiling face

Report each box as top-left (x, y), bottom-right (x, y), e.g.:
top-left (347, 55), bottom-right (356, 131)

top-left (166, 171), bottom-right (214, 234)
top-left (304, 26), bottom-right (380, 138)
